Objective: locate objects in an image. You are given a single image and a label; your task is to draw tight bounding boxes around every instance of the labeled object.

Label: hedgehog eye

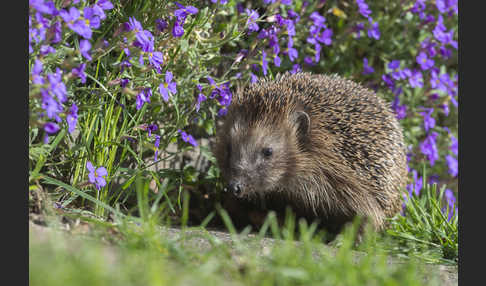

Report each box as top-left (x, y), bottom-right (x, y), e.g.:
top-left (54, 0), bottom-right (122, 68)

top-left (262, 147), bottom-right (273, 158)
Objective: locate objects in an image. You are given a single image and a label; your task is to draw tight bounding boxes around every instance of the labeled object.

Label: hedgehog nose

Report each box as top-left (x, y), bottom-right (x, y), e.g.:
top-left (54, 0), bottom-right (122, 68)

top-left (228, 181), bottom-right (242, 195)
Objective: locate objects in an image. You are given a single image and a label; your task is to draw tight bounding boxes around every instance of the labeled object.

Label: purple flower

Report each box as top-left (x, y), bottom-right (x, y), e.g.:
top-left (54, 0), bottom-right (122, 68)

top-left (172, 19), bottom-right (185, 38)
top-left (441, 102), bottom-right (450, 116)
top-left (391, 95), bottom-right (407, 120)
top-left (450, 134), bottom-right (458, 156)
top-left (196, 84), bottom-right (206, 112)
top-left (382, 74), bottom-right (395, 89)
top-left (211, 0), bottom-right (228, 3)
top-left (439, 46), bottom-right (452, 59)
top-left (392, 86), bottom-right (403, 96)
top-left (79, 39), bottom-right (92, 61)
top-left (309, 12), bottom-right (326, 28)
top-left (148, 51), bottom-right (164, 73)
top-left (218, 108), bottom-right (228, 117)
top-left (125, 17), bottom-right (143, 33)
top-left (40, 45), bottom-right (56, 55)
top-left (430, 70), bottom-right (451, 94)
top-left (429, 70), bottom-right (442, 91)
top-left (261, 50), bottom-right (268, 76)
top-left (41, 90), bottom-right (63, 121)
top-left (72, 63), bottom-right (87, 83)
top-left (408, 69), bottom-right (424, 88)
top-left (159, 71), bottom-right (177, 102)
top-left (362, 58), bottom-right (374, 75)
top-left (304, 56), bottom-right (315, 66)
top-left (433, 16), bottom-right (457, 48)
top-left (287, 46), bottom-right (298, 62)
top-left (31, 12), bottom-right (49, 42)
top-left (146, 124), bottom-right (158, 137)
top-left (445, 155), bottom-right (458, 177)
top-left (436, 0), bottom-right (454, 14)
top-left (420, 131), bottom-right (439, 166)
top-left (367, 18), bottom-right (380, 40)
top-left (419, 108), bottom-right (436, 132)
top-left (97, 0), bottom-right (114, 10)
top-left (420, 38), bottom-right (437, 57)
top-left (120, 60), bottom-right (132, 73)
top-left (317, 28), bottom-right (333, 46)
top-left (32, 59), bottom-right (44, 85)
top-left (411, 0), bottom-right (426, 19)
top-left (60, 7), bottom-right (80, 26)
top-left (354, 22), bottom-right (365, 38)
top-left (120, 78), bottom-right (130, 88)
top-left (47, 68), bottom-right (67, 103)
top-left (218, 83), bottom-right (232, 107)
top-left (155, 19), bottom-right (168, 32)
top-left (174, 2), bottom-right (198, 20)
top-left (443, 189), bottom-right (457, 222)
top-left (246, 9), bottom-right (260, 32)
top-left (406, 169), bottom-right (423, 196)
top-left (290, 64), bottom-right (302, 74)
top-left (60, 7), bottom-right (96, 39)
top-left (236, 3), bottom-right (244, 13)
top-left (30, 0), bottom-right (58, 15)
top-left (388, 60), bottom-right (400, 70)
top-left (207, 76), bottom-right (221, 99)
top-left (439, 73), bottom-right (454, 94)
top-left (250, 73), bottom-right (258, 83)
top-left (136, 87), bottom-right (152, 110)
top-left (134, 30), bottom-right (155, 52)
top-left (388, 60), bottom-right (406, 80)
top-left (356, 0), bottom-right (372, 18)
top-left (444, 189), bottom-right (456, 209)
top-left (416, 52), bottom-right (434, 71)
top-left (66, 103), bottom-right (78, 134)
top-left (86, 161), bottom-right (108, 190)
top-left (154, 135), bottom-right (160, 160)
top-left (92, 0), bottom-right (114, 20)
top-left (178, 129), bottom-right (198, 147)
top-left (44, 122), bottom-right (60, 134)
top-left (286, 19), bottom-right (296, 36)
top-left (274, 54), bottom-right (281, 67)
top-left (443, 188), bottom-right (457, 221)
top-left (49, 21), bottom-right (62, 43)
top-left (84, 7), bottom-right (101, 30)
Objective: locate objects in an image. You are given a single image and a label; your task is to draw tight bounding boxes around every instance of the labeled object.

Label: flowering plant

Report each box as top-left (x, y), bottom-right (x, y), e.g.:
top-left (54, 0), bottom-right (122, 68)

top-left (29, 0), bottom-right (457, 220)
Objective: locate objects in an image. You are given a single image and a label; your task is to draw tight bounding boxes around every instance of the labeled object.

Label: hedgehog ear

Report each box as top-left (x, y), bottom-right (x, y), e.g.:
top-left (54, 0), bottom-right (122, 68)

top-left (292, 110), bottom-right (310, 142)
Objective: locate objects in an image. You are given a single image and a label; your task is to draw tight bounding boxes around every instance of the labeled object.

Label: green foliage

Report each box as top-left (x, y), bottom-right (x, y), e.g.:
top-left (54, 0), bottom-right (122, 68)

top-left (30, 212), bottom-right (440, 286)
top-left (387, 179), bottom-right (458, 264)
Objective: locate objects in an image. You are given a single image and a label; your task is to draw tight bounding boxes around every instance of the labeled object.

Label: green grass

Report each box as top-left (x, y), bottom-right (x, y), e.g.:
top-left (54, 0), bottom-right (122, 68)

top-left (386, 180), bottom-right (458, 265)
top-left (29, 171), bottom-right (457, 286)
top-left (30, 214), bottom-right (441, 286)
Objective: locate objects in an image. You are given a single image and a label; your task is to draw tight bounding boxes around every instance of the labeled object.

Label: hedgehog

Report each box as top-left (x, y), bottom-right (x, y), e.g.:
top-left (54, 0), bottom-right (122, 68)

top-left (214, 72), bottom-right (408, 236)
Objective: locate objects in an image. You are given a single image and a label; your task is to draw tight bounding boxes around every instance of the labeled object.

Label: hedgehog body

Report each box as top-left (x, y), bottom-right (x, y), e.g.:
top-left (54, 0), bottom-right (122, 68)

top-left (214, 72), bottom-right (407, 233)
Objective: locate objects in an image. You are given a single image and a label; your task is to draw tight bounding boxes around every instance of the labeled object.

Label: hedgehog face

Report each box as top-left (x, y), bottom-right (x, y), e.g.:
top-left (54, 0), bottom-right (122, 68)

top-left (219, 120), bottom-right (293, 198)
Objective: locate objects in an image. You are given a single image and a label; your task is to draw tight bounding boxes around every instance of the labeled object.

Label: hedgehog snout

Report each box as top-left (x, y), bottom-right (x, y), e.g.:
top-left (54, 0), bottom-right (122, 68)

top-left (227, 180), bottom-right (243, 196)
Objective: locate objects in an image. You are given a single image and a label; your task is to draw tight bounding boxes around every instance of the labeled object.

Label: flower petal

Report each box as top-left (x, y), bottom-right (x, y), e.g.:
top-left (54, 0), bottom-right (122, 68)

top-left (159, 84), bottom-right (169, 102)
top-left (96, 177), bottom-right (107, 188)
top-left (96, 167), bottom-right (108, 177)
top-left (86, 161), bottom-right (95, 172)
top-left (165, 71), bottom-right (173, 83)
top-left (169, 82), bottom-right (177, 94)
top-left (88, 172), bottom-right (96, 183)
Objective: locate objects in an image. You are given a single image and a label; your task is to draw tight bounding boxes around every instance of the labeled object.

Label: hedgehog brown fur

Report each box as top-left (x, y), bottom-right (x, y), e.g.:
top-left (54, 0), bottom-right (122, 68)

top-left (214, 72), bottom-right (408, 235)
